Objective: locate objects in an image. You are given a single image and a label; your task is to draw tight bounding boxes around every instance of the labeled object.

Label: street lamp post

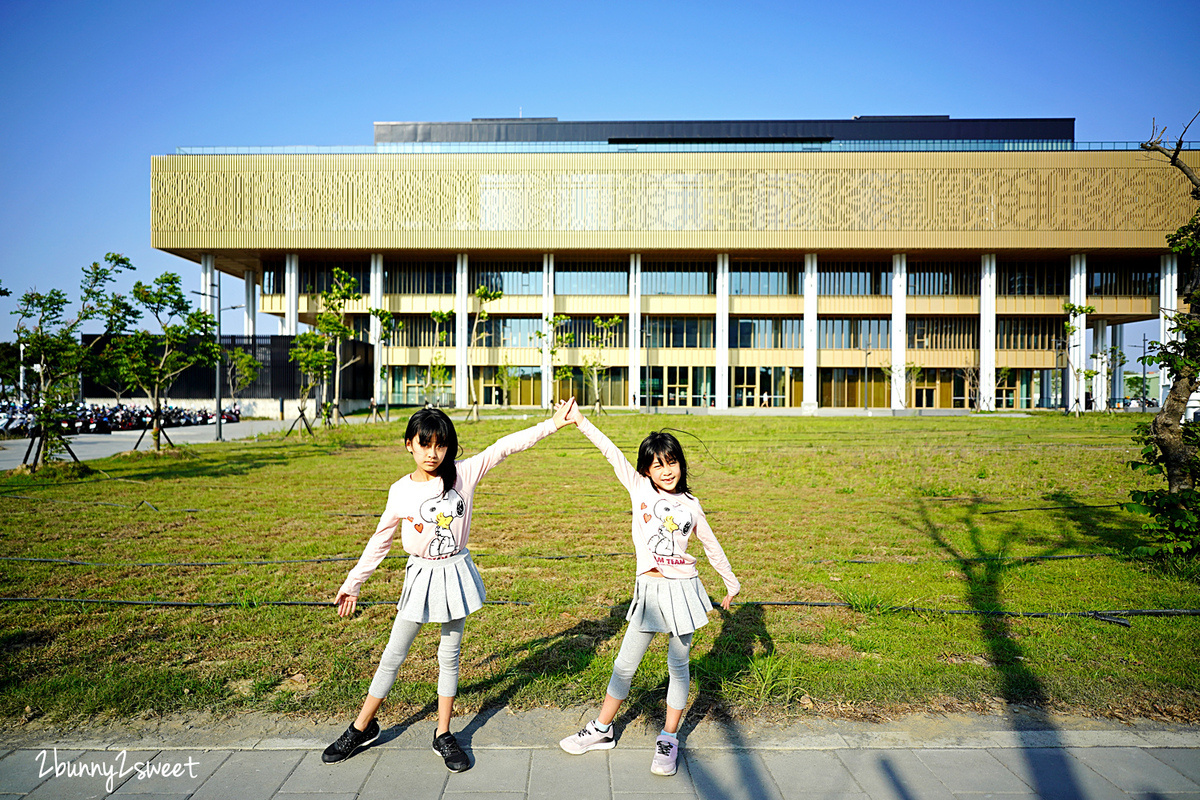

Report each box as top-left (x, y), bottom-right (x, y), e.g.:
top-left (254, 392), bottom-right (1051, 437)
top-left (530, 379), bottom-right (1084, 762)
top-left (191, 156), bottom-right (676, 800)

top-left (1054, 337), bottom-right (1067, 412)
top-left (1127, 333), bottom-right (1151, 411)
top-left (1144, 334), bottom-right (1149, 410)
top-left (861, 342), bottom-right (871, 412)
top-left (193, 275), bottom-right (243, 442)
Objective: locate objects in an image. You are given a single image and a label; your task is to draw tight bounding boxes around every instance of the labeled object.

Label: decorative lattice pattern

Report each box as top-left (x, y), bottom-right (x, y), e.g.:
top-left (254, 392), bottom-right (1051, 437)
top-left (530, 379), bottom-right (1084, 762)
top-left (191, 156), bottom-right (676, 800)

top-left (152, 154), bottom-right (1196, 247)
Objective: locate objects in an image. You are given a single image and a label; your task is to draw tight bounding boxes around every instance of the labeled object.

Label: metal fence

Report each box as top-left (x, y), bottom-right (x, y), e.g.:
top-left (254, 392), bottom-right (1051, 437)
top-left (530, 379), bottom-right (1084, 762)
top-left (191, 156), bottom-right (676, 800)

top-left (82, 335), bottom-right (374, 401)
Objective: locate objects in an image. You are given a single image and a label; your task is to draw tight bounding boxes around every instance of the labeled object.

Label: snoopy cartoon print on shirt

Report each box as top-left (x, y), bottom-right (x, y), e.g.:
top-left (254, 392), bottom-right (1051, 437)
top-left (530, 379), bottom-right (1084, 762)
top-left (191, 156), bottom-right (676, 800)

top-left (418, 489), bottom-right (466, 558)
top-left (646, 499), bottom-right (693, 557)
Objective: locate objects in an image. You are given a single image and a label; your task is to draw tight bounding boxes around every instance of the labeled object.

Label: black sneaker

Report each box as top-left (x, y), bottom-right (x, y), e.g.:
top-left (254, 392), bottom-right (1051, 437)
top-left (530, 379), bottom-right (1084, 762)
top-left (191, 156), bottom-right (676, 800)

top-left (432, 730), bottom-right (471, 772)
top-left (322, 718), bottom-right (380, 763)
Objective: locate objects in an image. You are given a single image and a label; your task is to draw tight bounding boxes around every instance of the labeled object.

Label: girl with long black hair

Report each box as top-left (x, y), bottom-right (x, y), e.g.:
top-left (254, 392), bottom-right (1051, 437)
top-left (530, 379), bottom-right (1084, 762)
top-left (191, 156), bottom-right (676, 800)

top-left (322, 400), bottom-right (575, 771)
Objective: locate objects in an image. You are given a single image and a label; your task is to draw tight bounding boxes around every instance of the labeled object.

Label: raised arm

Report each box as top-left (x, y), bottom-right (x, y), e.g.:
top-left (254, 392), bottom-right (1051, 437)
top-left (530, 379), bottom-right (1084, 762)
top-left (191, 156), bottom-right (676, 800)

top-left (572, 413), bottom-right (646, 495)
top-left (457, 399), bottom-right (575, 487)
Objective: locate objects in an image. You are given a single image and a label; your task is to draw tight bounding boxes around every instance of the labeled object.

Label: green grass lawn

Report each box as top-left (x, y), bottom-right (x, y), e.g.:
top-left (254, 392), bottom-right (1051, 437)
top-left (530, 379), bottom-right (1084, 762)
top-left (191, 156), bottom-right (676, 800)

top-left (2, 411), bottom-right (1198, 725)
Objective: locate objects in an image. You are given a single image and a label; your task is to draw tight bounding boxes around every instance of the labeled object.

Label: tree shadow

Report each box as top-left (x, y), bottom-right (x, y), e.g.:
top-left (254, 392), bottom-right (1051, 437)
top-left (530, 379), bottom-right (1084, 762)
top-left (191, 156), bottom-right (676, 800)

top-left (595, 602), bottom-right (777, 799)
top-left (104, 440), bottom-right (331, 483)
top-left (0, 628), bottom-right (57, 697)
top-left (908, 496), bottom-right (1088, 800)
top-left (1041, 489), bottom-right (1147, 553)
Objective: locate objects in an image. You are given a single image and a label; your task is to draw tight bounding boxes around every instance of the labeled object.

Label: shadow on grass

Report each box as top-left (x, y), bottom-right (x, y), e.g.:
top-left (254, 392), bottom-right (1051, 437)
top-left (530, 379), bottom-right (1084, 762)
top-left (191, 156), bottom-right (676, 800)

top-left (1041, 489), bottom-right (1146, 553)
top-left (909, 496), bottom-right (1087, 800)
top-left (0, 628), bottom-right (57, 701)
top-left (103, 440), bottom-right (335, 483)
top-left (370, 602), bottom-right (633, 747)
top-left (679, 602), bottom-right (781, 800)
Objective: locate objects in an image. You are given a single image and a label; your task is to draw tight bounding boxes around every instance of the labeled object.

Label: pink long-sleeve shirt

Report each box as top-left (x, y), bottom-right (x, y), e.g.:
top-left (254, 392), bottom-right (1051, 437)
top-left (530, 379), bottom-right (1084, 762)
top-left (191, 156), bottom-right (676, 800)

top-left (338, 419), bottom-right (558, 598)
top-left (577, 416), bottom-right (741, 597)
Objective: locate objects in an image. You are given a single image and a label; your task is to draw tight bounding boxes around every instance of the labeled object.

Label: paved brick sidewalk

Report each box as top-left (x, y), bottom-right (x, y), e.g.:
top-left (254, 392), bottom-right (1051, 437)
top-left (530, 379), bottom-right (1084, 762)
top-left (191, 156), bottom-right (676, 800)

top-left (2, 708), bottom-right (1198, 799)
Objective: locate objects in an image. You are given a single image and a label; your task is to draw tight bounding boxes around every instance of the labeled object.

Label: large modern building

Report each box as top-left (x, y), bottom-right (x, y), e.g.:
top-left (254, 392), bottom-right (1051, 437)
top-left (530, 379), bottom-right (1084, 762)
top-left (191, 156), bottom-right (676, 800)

top-left (151, 116), bottom-right (1197, 412)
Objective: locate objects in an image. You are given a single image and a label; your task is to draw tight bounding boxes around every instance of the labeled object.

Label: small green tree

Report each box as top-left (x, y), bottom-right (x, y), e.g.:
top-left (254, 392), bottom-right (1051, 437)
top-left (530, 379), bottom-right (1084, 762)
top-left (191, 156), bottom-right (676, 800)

top-left (1126, 374), bottom-right (1149, 403)
top-left (89, 335), bottom-right (135, 404)
top-left (535, 314), bottom-right (575, 404)
top-left (496, 358), bottom-right (521, 408)
top-left (225, 346), bottom-right (262, 409)
top-left (0, 342), bottom-right (21, 405)
top-left (994, 365), bottom-right (1012, 409)
top-left (115, 272), bottom-right (220, 451)
top-left (903, 362), bottom-right (923, 409)
top-left (312, 267), bottom-right (362, 425)
top-left (369, 307), bottom-right (404, 422)
top-left (426, 309), bottom-right (453, 408)
top-left (580, 315), bottom-right (622, 414)
top-left (287, 331), bottom-right (334, 436)
top-left (465, 286), bottom-right (502, 421)
top-left (1090, 345), bottom-right (1126, 414)
top-left (13, 254), bottom-right (136, 469)
top-left (1062, 302), bottom-right (1097, 417)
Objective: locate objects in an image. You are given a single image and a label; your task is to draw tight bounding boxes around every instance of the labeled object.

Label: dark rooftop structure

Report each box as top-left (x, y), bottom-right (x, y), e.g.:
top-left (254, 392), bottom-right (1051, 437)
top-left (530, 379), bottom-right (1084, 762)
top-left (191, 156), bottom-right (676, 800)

top-left (374, 116), bottom-right (1076, 145)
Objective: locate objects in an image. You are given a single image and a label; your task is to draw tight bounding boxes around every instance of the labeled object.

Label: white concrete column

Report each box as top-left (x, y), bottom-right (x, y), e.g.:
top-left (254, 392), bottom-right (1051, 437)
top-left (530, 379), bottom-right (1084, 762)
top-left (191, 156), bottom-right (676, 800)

top-left (284, 254), bottom-right (299, 336)
top-left (628, 254), bottom-right (642, 408)
top-left (979, 254), bottom-right (997, 412)
top-left (1160, 253), bottom-right (1180, 406)
top-left (542, 253), bottom-right (554, 409)
top-left (802, 253), bottom-right (818, 412)
top-left (891, 253), bottom-right (908, 410)
top-left (715, 254), bottom-right (730, 410)
top-left (199, 254), bottom-right (215, 317)
top-left (1091, 320), bottom-right (1109, 411)
top-left (243, 269), bottom-right (257, 337)
top-left (369, 254), bottom-right (384, 404)
top-left (1068, 254), bottom-right (1087, 412)
top-left (455, 254), bottom-right (469, 408)
top-left (1111, 324), bottom-right (1125, 406)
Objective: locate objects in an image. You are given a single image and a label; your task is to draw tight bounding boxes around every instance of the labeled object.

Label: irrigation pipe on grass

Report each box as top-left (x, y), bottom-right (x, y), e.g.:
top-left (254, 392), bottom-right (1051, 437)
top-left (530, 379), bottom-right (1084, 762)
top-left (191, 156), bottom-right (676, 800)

top-left (0, 597), bottom-right (530, 609)
top-left (1, 597), bottom-right (1195, 629)
top-left (0, 552), bottom-right (633, 568)
top-left (735, 601), bottom-right (1200, 628)
top-left (0, 551), bottom-right (1120, 569)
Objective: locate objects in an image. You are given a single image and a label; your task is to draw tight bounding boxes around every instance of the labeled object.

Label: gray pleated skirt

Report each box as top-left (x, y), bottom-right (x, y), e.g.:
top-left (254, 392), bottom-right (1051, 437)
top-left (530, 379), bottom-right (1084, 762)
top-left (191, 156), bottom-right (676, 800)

top-left (626, 573), bottom-right (713, 636)
top-left (397, 549), bottom-right (486, 623)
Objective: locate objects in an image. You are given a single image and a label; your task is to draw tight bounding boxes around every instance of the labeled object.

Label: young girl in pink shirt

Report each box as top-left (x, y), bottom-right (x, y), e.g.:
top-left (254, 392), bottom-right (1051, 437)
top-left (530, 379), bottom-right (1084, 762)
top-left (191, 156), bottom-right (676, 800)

top-left (559, 408), bottom-right (740, 776)
top-left (323, 401), bottom-right (574, 771)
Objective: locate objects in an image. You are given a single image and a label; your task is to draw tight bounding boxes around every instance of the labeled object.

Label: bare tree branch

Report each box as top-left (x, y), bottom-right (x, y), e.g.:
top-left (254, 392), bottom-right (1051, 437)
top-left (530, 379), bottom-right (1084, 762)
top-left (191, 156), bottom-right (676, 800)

top-left (1141, 110), bottom-right (1200, 201)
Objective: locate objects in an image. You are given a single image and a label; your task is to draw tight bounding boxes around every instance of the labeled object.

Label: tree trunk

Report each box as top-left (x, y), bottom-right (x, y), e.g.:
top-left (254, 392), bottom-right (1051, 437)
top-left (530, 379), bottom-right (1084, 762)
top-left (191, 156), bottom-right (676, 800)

top-left (333, 339), bottom-right (343, 425)
top-left (1149, 298), bottom-right (1200, 493)
top-left (1150, 375), bottom-right (1198, 494)
top-left (152, 394), bottom-right (162, 452)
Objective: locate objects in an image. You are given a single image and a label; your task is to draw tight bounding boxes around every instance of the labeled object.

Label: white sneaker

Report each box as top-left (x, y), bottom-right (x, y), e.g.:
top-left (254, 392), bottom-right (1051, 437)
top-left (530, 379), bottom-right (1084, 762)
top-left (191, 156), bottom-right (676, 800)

top-left (559, 720), bottom-right (615, 754)
top-left (650, 734), bottom-right (678, 776)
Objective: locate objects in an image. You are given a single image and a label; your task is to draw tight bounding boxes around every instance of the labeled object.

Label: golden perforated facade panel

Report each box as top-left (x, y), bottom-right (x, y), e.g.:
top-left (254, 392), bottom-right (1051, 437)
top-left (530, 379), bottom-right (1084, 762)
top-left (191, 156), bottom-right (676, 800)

top-left (152, 151), bottom-right (1194, 255)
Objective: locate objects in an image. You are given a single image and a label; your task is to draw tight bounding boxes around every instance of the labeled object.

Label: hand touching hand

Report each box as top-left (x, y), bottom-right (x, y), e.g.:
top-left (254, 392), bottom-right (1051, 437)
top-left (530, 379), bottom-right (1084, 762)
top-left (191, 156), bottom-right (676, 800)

top-left (564, 397), bottom-right (584, 426)
top-left (552, 397), bottom-right (577, 429)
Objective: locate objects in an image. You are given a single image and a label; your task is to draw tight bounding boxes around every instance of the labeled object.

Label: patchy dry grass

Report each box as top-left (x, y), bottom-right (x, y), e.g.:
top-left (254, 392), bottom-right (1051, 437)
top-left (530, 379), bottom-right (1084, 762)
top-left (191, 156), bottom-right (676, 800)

top-left (1, 411), bottom-right (1198, 727)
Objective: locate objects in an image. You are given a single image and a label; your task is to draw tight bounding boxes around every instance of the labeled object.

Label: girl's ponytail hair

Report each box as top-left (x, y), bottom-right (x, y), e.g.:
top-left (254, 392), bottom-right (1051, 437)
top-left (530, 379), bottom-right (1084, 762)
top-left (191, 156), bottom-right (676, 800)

top-left (636, 430), bottom-right (690, 495)
top-left (404, 408), bottom-right (461, 495)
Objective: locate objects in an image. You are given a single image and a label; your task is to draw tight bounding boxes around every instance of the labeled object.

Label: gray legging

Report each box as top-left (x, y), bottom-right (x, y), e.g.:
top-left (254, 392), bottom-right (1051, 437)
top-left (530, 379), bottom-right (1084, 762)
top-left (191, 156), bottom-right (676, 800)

top-left (606, 626), bottom-right (694, 710)
top-left (368, 614), bottom-right (465, 699)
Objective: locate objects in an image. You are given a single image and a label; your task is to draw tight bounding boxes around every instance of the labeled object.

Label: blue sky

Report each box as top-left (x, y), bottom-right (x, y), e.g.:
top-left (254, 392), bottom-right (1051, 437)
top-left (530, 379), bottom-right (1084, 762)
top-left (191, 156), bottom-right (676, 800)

top-left (1, 0), bottom-right (1198, 360)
